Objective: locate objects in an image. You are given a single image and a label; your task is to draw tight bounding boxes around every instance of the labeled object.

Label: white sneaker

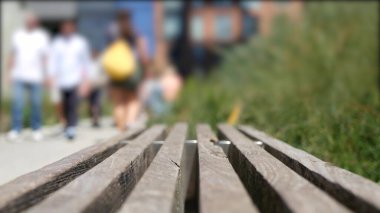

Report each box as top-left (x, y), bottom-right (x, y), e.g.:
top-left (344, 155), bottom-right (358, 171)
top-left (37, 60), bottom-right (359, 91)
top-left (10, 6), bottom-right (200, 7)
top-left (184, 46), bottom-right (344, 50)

top-left (32, 130), bottom-right (43, 142)
top-left (64, 127), bottom-right (76, 141)
top-left (7, 130), bottom-right (20, 142)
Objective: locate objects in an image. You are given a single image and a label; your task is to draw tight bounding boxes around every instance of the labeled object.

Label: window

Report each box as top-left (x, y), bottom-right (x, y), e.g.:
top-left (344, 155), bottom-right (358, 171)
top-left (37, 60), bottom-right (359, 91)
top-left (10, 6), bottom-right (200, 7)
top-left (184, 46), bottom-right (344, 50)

top-left (191, 15), bottom-right (204, 42)
top-left (164, 17), bottom-right (181, 40)
top-left (163, 2), bottom-right (183, 40)
top-left (212, 0), bottom-right (232, 7)
top-left (241, 1), bottom-right (261, 10)
top-left (242, 13), bottom-right (259, 39)
top-left (214, 14), bottom-right (233, 41)
top-left (164, 1), bottom-right (182, 11)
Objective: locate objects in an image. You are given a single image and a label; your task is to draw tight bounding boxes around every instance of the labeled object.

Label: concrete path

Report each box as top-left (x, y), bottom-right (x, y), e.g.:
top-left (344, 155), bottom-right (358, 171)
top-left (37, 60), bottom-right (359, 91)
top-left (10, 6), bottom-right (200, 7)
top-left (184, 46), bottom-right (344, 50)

top-left (0, 118), bottom-right (119, 185)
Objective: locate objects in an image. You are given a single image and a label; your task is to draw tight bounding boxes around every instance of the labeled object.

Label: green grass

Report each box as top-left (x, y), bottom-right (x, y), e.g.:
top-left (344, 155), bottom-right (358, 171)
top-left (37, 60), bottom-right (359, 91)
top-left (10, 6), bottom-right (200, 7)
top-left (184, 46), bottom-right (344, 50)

top-left (157, 2), bottom-right (380, 182)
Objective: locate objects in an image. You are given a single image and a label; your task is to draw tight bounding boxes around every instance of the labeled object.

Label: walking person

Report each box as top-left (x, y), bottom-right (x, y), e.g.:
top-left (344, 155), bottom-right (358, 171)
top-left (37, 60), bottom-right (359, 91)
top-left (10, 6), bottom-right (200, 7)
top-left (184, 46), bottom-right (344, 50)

top-left (6, 12), bottom-right (49, 142)
top-left (103, 10), bottom-right (149, 131)
top-left (48, 19), bottom-right (91, 140)
top-left (87, 50), bottom-right (107, 127)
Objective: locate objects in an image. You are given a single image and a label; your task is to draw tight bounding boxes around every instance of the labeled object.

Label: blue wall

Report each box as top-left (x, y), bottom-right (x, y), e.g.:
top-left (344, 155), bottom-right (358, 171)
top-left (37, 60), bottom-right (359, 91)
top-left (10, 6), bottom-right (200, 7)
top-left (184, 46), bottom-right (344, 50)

top-left (77, 1), bottom-right (116, 51)
top-left (115, 1), bottom-right (156, 58)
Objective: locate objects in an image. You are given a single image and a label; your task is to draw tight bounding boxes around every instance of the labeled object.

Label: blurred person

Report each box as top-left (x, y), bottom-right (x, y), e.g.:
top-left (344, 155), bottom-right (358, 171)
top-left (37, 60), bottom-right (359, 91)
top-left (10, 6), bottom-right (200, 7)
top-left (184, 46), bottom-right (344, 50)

top-left (103, 10), bottom-right (149, 130)
top-left (87, 50), bottom-right (107, 128)
top-left (48, 19), bottom-right (91, 140)
top-left (50, 81), bottom-right (65, 125)
top-left (140, 57), bottom-right (182, 117)
top-left (6, 12), bottom-right (49, 141)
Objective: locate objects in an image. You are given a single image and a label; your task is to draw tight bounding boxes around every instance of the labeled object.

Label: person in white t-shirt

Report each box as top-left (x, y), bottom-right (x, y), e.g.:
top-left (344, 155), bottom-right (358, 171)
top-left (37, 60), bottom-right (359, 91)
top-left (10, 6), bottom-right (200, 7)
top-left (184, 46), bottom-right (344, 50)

top-left (6, 12), bottom-right (49, 141)
top-left (48, 19), bottom-right (91, 140)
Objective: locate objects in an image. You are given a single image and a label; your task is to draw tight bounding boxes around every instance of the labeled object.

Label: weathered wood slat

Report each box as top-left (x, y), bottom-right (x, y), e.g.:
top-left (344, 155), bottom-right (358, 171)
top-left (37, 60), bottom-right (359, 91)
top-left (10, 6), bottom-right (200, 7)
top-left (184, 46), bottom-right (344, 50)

top-left (0, 127), bottom-right (144, 213)
top-left (26, 125), bottom-right (166, 213)
top-left (218, 124), bottom-right (350, 213)
top-left (118, 123), bottom-right (188, 213)
top-left (239, 125), bottom-right (380, 213)
top-left (197, 124), bottom-right (259, 213)
top-left (2, 123), bottom-right (378, 213)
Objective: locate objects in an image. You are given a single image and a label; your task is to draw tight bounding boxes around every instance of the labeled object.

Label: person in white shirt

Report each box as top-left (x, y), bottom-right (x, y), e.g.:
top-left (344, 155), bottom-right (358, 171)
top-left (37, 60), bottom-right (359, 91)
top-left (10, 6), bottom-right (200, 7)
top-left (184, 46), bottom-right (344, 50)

top-left (6, 12), bottom-right (49, 142)
top-left (48, 19), bottom-right (90, 140)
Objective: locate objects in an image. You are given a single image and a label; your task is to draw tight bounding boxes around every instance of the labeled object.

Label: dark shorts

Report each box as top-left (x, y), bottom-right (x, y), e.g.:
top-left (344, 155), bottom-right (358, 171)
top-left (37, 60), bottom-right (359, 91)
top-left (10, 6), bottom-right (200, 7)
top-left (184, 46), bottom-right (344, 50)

top-left (88, 88), bottom-right (101, 106)
top-left (109, 70), bottom-right (142, 91)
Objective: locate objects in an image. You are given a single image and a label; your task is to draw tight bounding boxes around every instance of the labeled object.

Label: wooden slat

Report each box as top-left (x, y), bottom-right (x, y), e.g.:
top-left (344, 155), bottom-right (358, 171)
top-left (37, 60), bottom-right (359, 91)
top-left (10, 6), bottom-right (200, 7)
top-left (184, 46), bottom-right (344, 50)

top-left (218, 124), bottom-right (350, 213)
top-left (0, 127), bottom-right (143, 213)
top-left (197, 124), bottom-right (259, 213)
top-left (118, 123), bottom-right (188, 213)
top-left (239, 125), bottom-right (380, 213)
top-left (26, 125), bottom-right (166, 213)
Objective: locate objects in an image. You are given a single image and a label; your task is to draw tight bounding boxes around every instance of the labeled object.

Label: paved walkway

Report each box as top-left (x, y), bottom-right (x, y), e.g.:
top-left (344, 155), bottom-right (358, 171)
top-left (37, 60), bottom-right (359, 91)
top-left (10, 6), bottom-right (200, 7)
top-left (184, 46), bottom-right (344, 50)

top-left (0, 118), bottom-right (119, 185)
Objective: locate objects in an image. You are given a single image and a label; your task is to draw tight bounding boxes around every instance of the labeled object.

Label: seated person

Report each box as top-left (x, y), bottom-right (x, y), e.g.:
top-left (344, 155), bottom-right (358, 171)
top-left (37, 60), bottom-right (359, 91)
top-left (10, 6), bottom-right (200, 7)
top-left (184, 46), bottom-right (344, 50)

top-left (140, 60), bottom-right (182, 117)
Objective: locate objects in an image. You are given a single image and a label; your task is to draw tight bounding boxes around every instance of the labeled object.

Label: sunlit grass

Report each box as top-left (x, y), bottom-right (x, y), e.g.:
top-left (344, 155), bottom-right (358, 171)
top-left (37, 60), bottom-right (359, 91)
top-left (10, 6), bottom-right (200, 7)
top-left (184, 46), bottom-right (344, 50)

top-left (158, 2), bottom-right (380, 182)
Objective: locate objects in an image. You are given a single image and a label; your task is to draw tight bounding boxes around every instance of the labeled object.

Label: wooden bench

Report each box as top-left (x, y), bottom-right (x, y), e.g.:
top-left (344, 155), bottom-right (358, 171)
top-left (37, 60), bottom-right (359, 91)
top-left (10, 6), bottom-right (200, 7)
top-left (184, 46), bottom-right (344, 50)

top-left (0, 123), bottom-right (379, 213)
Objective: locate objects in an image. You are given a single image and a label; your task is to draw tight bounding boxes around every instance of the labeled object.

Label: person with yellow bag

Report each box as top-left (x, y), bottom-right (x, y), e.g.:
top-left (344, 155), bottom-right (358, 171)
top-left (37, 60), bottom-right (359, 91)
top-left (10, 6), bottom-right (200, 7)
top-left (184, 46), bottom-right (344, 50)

top-left (102, 10), bottom-right (149, 131)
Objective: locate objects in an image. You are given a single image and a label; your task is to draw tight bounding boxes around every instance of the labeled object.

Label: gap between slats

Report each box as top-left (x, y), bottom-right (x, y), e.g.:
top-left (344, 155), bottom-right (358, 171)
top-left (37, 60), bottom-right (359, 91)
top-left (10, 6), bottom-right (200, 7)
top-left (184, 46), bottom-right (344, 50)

top-left (0, 128), bottom-right (143, 213)
top-left (238, 125), bottom-right (380, 213)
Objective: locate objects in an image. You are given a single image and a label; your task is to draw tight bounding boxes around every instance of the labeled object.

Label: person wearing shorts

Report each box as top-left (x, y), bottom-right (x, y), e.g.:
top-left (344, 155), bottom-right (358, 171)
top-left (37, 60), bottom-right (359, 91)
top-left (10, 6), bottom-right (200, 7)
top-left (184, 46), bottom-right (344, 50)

top-left (108, 10), bottom-right (149, 131)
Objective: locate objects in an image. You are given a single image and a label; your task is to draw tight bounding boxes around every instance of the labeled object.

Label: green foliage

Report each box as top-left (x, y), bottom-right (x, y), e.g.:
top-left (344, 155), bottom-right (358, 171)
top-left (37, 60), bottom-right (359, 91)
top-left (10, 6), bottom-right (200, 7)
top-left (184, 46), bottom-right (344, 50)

top-left (158, 2), bottom-right (380, 182)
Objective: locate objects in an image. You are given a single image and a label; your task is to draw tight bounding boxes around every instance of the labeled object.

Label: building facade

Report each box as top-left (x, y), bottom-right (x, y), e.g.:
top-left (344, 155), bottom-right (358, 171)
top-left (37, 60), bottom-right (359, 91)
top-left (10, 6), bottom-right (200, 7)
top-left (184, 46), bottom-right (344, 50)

top-left (154, 1), bottom-right (303, 75)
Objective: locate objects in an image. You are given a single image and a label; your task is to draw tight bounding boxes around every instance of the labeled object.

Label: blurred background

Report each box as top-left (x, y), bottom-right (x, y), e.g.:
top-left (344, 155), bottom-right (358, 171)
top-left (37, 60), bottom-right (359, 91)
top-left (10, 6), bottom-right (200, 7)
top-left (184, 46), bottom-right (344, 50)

top-left (1, 1), bottom-right (379, 183)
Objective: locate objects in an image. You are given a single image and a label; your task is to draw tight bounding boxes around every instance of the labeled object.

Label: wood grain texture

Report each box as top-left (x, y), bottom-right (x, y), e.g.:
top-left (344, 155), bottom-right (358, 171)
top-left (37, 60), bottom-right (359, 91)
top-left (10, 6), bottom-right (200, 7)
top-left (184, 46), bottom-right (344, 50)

top-left (0, 127), bottom-right (143, 213)
top-left (239, 125), bottom-right (380, 213)
top-left (118, 123), bottom-right (188, 213)
top-left (25, 125), bottom-right (166, 213)
top-left (218, 124), bottom-right (351, 213)
top-left (197, 124), bottom-right (259, 213)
